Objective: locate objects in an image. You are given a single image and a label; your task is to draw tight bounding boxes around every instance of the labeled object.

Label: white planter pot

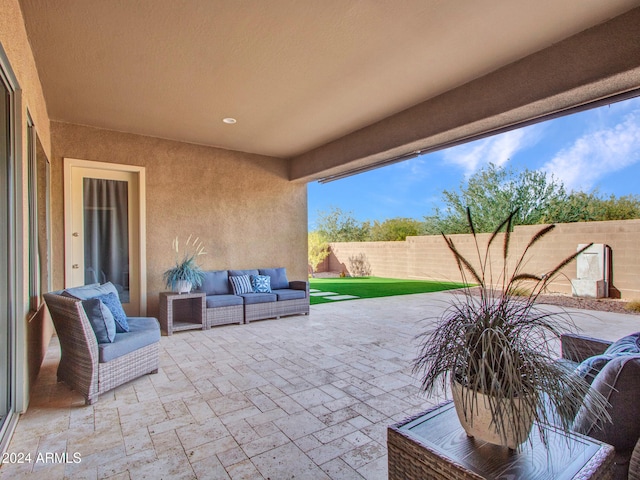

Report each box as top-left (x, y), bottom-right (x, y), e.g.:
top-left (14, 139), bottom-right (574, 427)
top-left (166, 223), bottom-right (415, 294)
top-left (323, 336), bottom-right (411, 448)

top-left (451, 380), bottom-right (534, 450)
top-left (174, 280), bottom-right (192, 294)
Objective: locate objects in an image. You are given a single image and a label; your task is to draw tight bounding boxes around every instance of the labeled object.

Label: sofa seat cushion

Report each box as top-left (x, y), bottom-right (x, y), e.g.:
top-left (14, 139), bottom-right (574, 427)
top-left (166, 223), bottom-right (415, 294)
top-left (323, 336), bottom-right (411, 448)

top-left (239, 293), bottom-right (277, 305)
top-left (206, 294), bottom-right (243, 308)
top-left (98, 317), bottom-right (160, 363)
top-left (259, 268), bottom-right (289, 290)
top-left (201, 270), bottom-right (231, 295)
top-left (273, 289), bottom-right (306, 301)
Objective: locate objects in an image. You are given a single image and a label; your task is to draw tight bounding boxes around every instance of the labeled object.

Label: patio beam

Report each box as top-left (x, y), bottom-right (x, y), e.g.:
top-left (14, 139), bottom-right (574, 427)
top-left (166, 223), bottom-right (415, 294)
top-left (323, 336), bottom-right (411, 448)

top-left (289, 6), bottom-right (640, 183)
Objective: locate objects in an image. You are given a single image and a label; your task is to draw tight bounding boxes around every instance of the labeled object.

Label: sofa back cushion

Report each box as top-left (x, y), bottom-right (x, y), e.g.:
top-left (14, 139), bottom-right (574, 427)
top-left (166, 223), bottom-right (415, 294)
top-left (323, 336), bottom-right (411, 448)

top-left (200, 270), bottom-right (231, 295)
top-left (259, 268), bottom-right (289, 290)
top-left (229, 269), bottom-right (259, 278)
top-left (573, 354), bottom-right (640, 451)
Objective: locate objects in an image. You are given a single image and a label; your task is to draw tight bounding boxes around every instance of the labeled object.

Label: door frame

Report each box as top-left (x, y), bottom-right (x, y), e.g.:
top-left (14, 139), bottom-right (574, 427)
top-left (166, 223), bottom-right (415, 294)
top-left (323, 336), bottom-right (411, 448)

top-left (63, 158), bottom-right (147, 315)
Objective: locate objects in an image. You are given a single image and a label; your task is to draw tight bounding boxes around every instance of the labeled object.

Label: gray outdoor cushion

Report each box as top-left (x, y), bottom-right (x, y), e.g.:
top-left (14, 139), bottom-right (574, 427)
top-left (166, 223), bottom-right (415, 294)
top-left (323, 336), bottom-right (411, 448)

top-left (200, 270), bottom-right (230, 295)
top-left (206, 294), bottom-right (243, 308)
top-left (259, 268), bottom-right (289, 290)
top-left (98, 317), bottom-right (160, 363)
top-left (573, 354), bottom-right (640, 451)
top-left (239, 293), bottom-right (277, 305)
top-left (63, 282), bottom-right (117, 300)
top-left (604, 332), bottom-right (640, 355)
top-left (81, 297), bottom-right (116, 343)
top-left (229, 269), bottom-right (259, 278)
top-left (273, 289), bottom-right (306, 301)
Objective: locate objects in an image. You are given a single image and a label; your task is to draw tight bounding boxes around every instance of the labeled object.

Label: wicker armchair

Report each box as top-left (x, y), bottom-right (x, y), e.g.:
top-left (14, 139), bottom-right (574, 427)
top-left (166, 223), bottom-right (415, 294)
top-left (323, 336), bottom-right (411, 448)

top-left (44, 292), bottom-right (160, 405)
top-left (561, 333), bottom-right (640, 480)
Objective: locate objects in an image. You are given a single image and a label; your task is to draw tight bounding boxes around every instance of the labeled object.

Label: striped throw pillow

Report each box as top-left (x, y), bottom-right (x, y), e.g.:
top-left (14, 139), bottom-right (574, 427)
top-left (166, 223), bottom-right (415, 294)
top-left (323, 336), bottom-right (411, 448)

top-left (229, 274), bottom-right (252, 295)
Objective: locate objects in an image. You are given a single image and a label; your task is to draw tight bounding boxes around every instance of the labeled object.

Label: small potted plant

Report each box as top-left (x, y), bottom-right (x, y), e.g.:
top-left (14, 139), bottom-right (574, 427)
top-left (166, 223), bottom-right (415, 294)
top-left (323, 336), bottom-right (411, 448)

top-left (163, 235), bottom-right (206, 294)
top-left (413, 209), bottom-right (610, 450)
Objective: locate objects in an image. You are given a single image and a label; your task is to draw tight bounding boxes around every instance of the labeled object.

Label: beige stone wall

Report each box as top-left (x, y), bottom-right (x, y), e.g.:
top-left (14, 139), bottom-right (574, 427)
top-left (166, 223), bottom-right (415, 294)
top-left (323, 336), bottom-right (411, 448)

top-left (1, 0), bottom-right (55, 411)
top-left (327, 220), bottom-right (640, 299)
top-left (50, 122), bottom-right (308, 316)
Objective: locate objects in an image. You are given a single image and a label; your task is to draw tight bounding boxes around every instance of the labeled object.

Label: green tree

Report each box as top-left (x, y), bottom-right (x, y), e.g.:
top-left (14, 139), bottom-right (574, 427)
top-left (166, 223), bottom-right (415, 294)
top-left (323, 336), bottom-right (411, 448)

top-left (316, 207), bottom-right (370, 242)
top-left (427, 163), bottom-right (568, 233)
top-left (369, 218), bottom-right (425, 241)
top-left (545, 192), bottom-right (640, 223)
top-left (308, 230), bottom-right (330, 276)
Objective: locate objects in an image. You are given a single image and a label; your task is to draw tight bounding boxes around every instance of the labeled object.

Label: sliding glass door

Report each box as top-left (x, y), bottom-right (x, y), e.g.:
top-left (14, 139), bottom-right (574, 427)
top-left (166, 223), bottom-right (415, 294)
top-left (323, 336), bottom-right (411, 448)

top-left (0, 60), bottom-right (12, 448)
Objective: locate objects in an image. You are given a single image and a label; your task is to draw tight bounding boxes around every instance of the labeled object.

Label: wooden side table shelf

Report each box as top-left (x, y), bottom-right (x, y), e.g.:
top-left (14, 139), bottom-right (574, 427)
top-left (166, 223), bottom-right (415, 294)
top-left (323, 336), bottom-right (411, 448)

top-left (158, 292), bottom-right (206, 335)
top-left (388, 401), bottom-right (614, 480)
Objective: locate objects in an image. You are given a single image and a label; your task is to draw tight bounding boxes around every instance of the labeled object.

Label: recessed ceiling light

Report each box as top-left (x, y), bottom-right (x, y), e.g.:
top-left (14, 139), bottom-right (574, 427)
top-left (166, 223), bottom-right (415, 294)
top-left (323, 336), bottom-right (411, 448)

top-left (222, 117), bottom-right (237, 124)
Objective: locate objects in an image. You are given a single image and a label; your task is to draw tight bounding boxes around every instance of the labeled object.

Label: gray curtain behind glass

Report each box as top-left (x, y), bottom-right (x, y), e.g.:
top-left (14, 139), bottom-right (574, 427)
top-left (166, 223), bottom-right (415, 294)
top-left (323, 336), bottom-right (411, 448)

top-left (83, 178), bottom-right (129, 303)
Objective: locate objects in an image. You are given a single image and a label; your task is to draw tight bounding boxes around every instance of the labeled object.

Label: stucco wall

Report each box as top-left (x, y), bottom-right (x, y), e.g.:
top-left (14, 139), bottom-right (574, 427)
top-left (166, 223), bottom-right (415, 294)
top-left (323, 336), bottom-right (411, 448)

top-left (1, 0), bottom-right (54, 411)
top-left (50, 122), bottom-right (308, 317)
top-left (327, 220), bottom-right (640, 299)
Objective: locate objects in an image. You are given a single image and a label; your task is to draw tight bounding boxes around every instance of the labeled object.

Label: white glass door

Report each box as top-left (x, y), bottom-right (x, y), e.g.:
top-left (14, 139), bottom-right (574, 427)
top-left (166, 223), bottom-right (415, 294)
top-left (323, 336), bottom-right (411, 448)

top-left (65, 160), bottom-right (146, 316)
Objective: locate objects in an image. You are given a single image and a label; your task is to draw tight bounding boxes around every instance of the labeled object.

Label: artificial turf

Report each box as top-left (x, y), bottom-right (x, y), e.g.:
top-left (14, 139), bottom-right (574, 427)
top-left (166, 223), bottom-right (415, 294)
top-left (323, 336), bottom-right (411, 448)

top-left (308, 276), bottom-right (465, 305)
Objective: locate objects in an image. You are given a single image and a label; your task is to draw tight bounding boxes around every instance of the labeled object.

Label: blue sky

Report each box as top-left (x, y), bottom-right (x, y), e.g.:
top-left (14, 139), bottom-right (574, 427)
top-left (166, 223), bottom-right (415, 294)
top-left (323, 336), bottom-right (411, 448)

top-left (308, 96), bottom-right (640, 229)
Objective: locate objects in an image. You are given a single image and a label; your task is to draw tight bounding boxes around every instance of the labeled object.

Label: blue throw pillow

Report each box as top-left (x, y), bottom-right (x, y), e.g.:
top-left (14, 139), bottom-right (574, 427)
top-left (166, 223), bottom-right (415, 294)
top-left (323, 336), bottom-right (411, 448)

top-left (81, 297), bottom-right (116, 343)
top-left (251, 275), bottom-right (272, 293)
top-left (604, 332), bottom-right (640, 355)
top-left (96, 292), bottom-right (129, 333)
top-left (229, 275), bottom-right (252, 295)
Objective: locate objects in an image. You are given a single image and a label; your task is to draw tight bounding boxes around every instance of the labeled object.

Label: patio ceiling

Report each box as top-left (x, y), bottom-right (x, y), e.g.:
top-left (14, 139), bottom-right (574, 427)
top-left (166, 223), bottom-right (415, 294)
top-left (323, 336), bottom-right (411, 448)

top-left (18, 0), bottom-right (640, 180)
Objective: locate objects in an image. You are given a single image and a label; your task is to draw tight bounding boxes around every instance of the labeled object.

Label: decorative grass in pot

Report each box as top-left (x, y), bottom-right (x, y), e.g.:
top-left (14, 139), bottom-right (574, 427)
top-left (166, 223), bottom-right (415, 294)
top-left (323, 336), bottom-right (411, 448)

top-left (163, 235), bottom-right (206, 293)
top-left (413, 209), bottom-right (610, 450)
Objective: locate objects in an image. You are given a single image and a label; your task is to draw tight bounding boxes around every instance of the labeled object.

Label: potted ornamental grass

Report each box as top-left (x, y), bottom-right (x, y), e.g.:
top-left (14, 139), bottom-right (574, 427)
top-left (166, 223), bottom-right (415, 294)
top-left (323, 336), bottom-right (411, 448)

top-left (163, 235), bottom-right (206, 293)
top-left (413, 209), bottom-right (610, 450)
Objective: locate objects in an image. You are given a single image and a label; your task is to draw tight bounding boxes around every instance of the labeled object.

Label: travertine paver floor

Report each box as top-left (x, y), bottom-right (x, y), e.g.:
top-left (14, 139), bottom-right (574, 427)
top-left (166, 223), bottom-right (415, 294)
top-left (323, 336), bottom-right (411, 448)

top-left (1, 291), bottom-right (638, 479)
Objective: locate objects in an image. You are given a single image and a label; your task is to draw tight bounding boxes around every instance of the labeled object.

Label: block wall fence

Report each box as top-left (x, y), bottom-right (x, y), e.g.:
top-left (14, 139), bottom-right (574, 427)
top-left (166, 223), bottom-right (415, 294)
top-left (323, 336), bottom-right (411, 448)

top-left (321, 219), bottom-right (640, 300)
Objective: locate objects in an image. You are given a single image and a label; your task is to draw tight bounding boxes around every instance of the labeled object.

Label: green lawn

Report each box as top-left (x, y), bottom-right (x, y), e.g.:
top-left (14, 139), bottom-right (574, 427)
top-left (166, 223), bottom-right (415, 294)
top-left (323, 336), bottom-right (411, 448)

top-left (308, 276), bottom-right (465, 305)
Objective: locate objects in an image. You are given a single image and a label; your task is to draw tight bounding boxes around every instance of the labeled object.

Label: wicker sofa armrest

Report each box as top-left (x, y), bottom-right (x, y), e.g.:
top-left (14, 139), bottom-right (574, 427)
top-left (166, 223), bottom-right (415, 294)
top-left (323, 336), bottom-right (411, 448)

top-left (561, 333), bottom-right (612, 363)
top-left (289, 280), bottom-right (309, 294)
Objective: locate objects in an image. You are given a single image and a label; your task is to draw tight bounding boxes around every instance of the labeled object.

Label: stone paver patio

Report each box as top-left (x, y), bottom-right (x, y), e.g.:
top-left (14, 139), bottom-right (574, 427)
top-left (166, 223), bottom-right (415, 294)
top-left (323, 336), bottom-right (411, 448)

top-left (1, 291), bottom-right (637, 479)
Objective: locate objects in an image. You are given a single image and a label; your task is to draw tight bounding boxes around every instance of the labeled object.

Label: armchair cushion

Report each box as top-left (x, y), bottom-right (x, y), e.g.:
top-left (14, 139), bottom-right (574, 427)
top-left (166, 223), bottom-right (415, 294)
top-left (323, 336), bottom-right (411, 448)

top-left (96, 292), bottom-right (129, 333)
top-left (576, 353), bottom-right (626, 385)
top-left (81, 297), bottom-right (116, 343)
top-left (63, 282), bottom-right (129, 332)
top-left (573, 354), bottom-right (640, 451)
top-left (98, 317), bottom-right (161, 363)
top-left (259, 268), bottom-right (289, 290)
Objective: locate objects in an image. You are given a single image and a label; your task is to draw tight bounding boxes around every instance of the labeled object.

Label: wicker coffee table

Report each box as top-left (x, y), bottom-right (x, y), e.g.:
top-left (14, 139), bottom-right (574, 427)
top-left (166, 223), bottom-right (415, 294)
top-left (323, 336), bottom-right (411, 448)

top-left (158, 291), bottom-right (206, 335)
top-left (388, 401), bottom-right (614, 480)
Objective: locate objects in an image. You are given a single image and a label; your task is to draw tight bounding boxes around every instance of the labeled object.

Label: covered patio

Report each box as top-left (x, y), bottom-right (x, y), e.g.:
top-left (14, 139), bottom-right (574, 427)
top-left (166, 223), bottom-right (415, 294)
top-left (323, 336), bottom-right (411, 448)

top-left (2, 293), bottom-right (638, 479)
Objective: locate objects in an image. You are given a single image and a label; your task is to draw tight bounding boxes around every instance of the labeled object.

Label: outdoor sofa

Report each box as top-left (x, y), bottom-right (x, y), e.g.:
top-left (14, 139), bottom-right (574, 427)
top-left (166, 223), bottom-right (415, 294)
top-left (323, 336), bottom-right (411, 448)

top-left (196, 268), bottom-right (309, 326)
top-left (44, 283), bottom-right (160, 405)
top-left (562, 332), bottom-right (640, 480)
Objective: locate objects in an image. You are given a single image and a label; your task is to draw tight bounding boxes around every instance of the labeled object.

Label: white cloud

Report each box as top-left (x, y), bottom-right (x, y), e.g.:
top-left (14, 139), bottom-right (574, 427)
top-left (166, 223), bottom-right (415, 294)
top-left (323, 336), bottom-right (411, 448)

top-left (541, 110), bottom-right (640, 192)
top-left (442, 127), bottom-right (535, 176)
